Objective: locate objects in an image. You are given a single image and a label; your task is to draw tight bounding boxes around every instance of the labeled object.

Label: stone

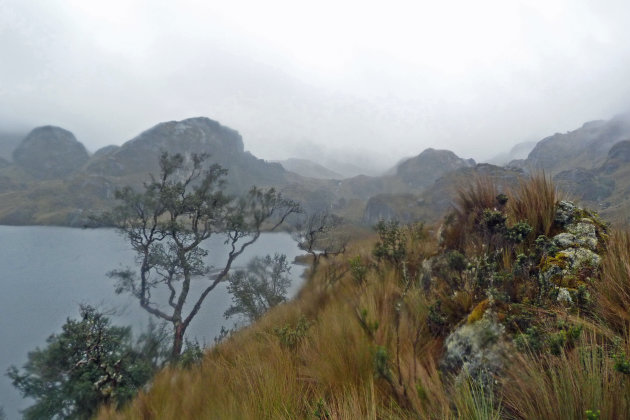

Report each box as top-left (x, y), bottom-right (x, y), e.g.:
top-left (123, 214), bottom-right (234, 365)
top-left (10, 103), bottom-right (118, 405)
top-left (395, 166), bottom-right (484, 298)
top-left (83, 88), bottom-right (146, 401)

top-left (441, 314), bottom-right (507, 385)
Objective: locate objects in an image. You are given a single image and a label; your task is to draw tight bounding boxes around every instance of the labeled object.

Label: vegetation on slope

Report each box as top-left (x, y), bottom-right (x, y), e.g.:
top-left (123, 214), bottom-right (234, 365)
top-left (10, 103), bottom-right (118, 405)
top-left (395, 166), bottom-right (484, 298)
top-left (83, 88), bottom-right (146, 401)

top-left (99, 175), bottom-right (630, 419)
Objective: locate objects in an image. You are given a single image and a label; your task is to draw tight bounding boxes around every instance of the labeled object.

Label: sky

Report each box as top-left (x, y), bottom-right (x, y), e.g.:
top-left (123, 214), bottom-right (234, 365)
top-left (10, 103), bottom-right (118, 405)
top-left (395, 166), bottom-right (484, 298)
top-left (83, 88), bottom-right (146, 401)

top-left (1, 0), bottom-right (630, 171)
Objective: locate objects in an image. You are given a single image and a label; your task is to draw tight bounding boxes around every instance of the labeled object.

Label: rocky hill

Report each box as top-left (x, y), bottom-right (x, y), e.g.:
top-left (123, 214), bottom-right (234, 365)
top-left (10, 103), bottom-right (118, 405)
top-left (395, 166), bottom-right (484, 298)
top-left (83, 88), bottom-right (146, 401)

top-left (13, 126), bottom-right (89, 179)
top-left (554, 139), bottom-right (630, 224)
top-left (85, 117), bottom-right (289, 192)
top-left (394, 148), bottom-right (475, 189)
top-left (362, 163), bottom-right (524, 225)
top-left (512, 114), bottom-right (630, 174)
top-left (0, 118), bottom-right (295, 225)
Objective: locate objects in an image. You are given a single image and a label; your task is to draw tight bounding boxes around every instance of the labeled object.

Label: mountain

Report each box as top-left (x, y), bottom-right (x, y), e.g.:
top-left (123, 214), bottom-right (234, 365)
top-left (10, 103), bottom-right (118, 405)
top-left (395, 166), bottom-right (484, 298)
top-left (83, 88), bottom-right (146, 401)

top-left (85, 117), bottom-right (289, 192)
top-left (394, 148), bottom-right (475, 189)
top-left (276, 158), bottom-right (343, 179)
top-left (362, 163), bottom-right (523, 225)
top-left (13, 126), bottom-right (89, 179)
top-left (512, 114), bottom-right (630, 174)
top-left (0, 118), bottom-right (295, 225)
top-left (553, 139), bottom-right (630, 224)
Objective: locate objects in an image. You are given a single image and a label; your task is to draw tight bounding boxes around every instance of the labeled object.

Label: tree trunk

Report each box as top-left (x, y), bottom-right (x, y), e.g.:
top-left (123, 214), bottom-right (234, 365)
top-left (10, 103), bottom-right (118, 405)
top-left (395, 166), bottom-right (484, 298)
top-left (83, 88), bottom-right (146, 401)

top-left (172, 323), bottom-right (185, 359)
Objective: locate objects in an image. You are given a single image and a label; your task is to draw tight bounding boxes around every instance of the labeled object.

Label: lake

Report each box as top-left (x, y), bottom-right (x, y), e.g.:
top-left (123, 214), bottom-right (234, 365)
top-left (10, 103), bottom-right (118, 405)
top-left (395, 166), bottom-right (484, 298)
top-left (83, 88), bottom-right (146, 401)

top-left (0, 226), bottom-right (305, 420)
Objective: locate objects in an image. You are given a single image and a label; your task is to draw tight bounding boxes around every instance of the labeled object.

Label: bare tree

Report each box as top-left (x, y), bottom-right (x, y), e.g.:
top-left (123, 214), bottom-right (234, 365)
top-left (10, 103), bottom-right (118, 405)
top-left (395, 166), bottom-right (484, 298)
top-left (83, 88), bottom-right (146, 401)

top-left (105, 152), bottom-right (300, 358)
top-left (293, 211), bottom-right (348, 272)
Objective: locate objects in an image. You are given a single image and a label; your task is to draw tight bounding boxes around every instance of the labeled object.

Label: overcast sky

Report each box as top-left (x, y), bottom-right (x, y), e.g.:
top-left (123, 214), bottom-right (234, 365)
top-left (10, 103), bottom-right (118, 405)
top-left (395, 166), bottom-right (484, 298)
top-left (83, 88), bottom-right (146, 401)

top-left (1, 0), bottom-right (630, 169)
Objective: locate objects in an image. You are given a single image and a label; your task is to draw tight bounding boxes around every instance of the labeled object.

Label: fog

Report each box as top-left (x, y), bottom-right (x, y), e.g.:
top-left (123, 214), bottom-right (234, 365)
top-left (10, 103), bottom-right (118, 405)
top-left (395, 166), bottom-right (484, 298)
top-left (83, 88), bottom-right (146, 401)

top-left (2, 0), bottom-right (630, 170)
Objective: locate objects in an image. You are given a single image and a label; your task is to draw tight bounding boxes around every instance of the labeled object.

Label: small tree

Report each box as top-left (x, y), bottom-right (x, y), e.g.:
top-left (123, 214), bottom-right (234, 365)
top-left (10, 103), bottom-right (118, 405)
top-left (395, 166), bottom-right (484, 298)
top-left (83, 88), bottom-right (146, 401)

top-left (104, 152), bottom-right (299, 358)
top-left (293, 211), bottom-right (348, 272)
top-left (7, 306), bottom-right (161, 420)
top-left (224, 253), bottom-right (292, 323)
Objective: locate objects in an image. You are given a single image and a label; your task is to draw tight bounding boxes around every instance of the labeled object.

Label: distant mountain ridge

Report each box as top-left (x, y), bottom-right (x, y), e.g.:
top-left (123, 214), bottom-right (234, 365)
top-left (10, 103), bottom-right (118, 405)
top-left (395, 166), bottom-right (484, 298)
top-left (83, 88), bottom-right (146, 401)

top-left (0, 117), bottom-right (294, 225)
top-left (511, 114), bottom-right (630, 174)
top-left (394, 148), bottom-right (475, 188)
top-left (2, 113), bottom-right (630, 227)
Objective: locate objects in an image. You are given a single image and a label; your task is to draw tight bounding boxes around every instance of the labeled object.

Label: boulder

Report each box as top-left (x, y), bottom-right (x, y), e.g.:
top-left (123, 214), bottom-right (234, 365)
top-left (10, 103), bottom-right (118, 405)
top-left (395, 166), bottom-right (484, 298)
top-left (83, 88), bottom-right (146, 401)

top-left (441, 314), bottom-right (508, 385)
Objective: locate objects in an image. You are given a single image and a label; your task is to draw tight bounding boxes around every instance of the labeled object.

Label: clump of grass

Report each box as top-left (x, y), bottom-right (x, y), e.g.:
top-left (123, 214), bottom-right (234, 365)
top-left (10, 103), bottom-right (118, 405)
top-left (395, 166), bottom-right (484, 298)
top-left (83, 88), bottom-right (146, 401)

top-left (594, 230), bottom-right (630, 333)
top-left (443, 177), bottom-right (499, 251)
top-left (453, 376), bottom-right (502, 420)
top-left (502, 333), bottom-right (630, 420)
top-left (508, 172), bottom-right (559, 239)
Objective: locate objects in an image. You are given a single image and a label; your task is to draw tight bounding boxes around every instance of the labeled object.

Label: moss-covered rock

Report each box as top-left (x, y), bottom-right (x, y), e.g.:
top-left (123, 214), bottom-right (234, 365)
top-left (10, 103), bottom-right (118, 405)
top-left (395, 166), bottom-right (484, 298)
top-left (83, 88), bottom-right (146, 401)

top-left (441, 314), bottom-right (508, 384)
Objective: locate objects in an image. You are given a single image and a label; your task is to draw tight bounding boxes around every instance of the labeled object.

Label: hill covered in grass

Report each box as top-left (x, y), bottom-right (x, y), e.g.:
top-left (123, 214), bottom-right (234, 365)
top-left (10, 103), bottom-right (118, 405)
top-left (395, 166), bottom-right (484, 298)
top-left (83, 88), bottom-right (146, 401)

top-left (98, 175), bottom-right (630, 419)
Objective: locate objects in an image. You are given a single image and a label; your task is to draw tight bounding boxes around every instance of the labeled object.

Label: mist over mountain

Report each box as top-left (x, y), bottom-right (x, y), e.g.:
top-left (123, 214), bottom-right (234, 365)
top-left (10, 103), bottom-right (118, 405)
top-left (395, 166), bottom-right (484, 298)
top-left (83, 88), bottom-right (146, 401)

top-left (0, 131), bottom-right (25, 161)
top-left (512, 114), bottom-right (630, 174)
top-left (1, 111), bottom-right (630, 227)
top-left (13, 126), bottom-right (89, 179)
top-left (486, 140), bottom-right (537, 166)
top-left (276, 158), bottom-right (343, 180)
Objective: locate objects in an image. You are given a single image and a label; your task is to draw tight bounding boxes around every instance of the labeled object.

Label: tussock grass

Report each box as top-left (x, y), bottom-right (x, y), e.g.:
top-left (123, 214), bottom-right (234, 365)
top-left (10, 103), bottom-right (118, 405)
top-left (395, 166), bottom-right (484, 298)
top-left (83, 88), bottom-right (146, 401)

top-left (595, 229), bottom-right (630, 333)
top-left (443, 177), bottom-right (498, 251)
top-left (508, 172), bottom-right (560, 238)
top-left (99, 176), bottom-right (630, 420)
top-left (502, 333), bottom-right (630, 420)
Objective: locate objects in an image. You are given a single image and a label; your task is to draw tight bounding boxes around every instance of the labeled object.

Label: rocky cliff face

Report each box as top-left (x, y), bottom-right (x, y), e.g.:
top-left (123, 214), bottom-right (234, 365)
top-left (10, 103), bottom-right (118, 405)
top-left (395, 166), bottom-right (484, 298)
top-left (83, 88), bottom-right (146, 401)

top-left (85, 117), bottom-right (245, 176)
top-left (13, 126), bottom-right (89, 179)
top-left (514, 115), bottom-right (630, 174)
top-left (85, 117), bottom-right (288, 192)
top-left (551, 138), bottom-right (630, 223)
top-left (600, 140), bottom-right (630, 174)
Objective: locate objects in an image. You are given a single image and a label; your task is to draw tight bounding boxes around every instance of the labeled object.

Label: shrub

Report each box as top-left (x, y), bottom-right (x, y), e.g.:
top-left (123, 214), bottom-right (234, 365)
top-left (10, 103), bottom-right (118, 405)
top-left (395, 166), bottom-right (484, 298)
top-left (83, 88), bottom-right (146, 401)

top-left (373, 220), bottom-right (407, 265)
top-left (8, 306), bottom-right (163, 420)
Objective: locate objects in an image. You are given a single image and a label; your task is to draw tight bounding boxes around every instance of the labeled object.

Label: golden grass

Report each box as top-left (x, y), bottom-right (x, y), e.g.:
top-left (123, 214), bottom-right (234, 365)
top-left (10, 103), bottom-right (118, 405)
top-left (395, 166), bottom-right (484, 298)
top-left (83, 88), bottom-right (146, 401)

top-left (98, 176), bottom-right (630, 420)
top-left (501, 333), bottom-right (630, 420)
top-left (508, 172), bottom-right (560, 238)
top-left (595, 229), bottom-right (630, 334)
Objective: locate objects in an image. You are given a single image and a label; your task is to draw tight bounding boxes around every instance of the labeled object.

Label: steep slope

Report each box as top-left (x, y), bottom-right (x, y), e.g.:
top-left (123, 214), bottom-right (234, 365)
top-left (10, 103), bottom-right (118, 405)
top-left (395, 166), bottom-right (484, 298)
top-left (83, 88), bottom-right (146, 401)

top-left (513, 114), bottom-right (630, 174)
top-left (98, 176), bottom-right (630, 420)
top-left (554, 139), bottom-right (630, 224)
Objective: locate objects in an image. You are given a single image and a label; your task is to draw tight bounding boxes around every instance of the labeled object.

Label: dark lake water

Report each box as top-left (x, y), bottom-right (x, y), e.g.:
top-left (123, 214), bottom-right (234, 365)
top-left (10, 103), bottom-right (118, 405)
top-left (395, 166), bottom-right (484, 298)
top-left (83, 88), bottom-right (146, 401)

top-left (0, 226), bottom-right (304, 419)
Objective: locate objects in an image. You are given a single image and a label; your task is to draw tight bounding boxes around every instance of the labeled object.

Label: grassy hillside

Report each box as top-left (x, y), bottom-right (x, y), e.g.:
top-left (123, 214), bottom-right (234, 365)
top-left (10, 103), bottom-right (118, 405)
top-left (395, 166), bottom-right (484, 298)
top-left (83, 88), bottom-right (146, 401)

top-left (95, 175), bottom-right (630, 418)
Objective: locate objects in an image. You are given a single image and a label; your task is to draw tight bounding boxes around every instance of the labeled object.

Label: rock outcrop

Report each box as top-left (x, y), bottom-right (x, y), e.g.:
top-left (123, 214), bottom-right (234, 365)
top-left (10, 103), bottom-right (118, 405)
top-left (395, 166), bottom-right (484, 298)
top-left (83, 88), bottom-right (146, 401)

top-left (85, 117), bottom-right (288, 192)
